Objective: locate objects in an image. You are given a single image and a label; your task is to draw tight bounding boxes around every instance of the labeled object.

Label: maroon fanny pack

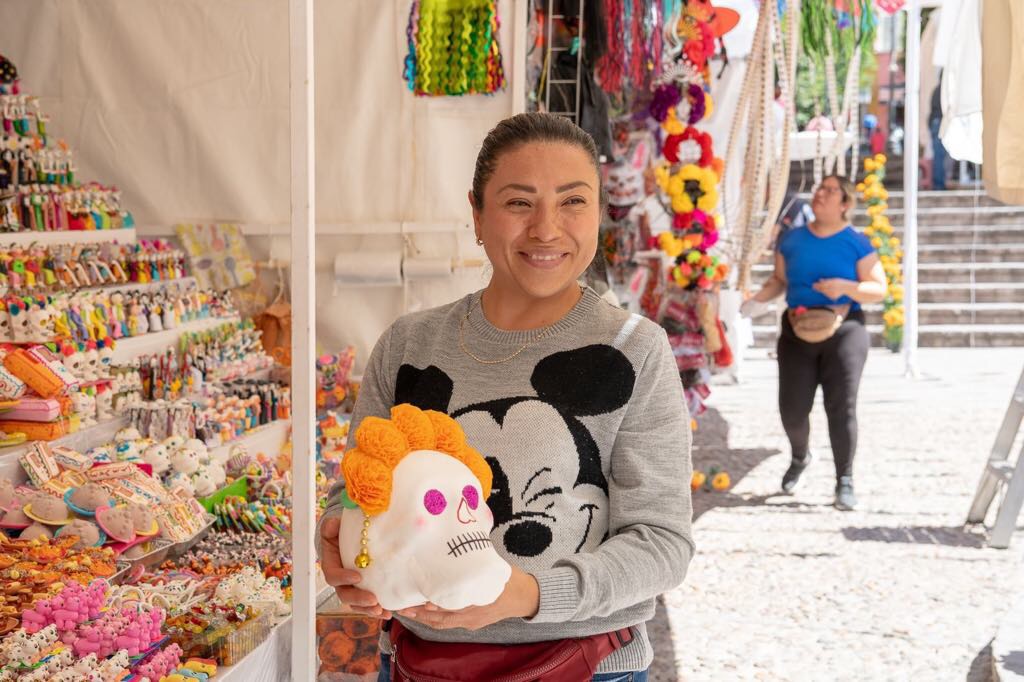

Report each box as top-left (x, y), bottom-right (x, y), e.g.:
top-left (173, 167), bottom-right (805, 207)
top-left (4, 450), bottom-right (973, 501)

top-left (387, 619), bottom-right (635, 682)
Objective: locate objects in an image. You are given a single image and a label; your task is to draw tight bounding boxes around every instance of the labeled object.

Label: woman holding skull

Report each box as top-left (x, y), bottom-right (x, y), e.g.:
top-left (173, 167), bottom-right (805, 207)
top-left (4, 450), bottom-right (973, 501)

top-left (318, 113), bottom-right (694, 681)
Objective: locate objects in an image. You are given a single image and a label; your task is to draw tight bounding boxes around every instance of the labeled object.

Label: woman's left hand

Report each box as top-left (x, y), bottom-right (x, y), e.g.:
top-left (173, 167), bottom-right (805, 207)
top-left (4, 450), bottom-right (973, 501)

top-left (813, 278), bottom-right (854, 301)
top-left (396, 566), bottom-right (540, 631)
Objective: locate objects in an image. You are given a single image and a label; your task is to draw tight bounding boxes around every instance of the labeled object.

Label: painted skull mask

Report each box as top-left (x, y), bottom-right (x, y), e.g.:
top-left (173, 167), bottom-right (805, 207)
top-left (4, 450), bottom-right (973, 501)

top-left (337, 406), bottom-right (511, 612)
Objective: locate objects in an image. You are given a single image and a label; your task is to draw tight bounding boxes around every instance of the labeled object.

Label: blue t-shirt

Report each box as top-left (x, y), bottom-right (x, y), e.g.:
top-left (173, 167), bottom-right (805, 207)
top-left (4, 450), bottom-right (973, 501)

top-left (779, 225), bottom-right (875, 310)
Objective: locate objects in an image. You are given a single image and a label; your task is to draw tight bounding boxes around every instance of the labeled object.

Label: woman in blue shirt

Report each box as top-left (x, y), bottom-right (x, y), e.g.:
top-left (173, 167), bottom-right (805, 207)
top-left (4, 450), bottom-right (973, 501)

top-left (742, 175), bottom-right (886, 510)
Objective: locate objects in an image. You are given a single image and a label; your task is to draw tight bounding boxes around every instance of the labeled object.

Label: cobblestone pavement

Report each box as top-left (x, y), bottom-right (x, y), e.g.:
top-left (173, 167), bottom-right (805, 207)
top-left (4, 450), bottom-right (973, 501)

top-left (646, 348), bottom-right (1024, 681)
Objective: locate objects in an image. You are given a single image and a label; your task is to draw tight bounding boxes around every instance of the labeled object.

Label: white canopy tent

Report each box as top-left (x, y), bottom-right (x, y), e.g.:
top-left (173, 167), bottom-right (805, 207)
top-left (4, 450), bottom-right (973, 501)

top-left (1, 1), bottom-right (529, 677)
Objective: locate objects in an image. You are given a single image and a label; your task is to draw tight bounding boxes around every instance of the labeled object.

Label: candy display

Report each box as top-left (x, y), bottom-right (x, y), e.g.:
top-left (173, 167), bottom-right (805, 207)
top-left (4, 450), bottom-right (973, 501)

top-left (0, 51), bottom-right (345, 679)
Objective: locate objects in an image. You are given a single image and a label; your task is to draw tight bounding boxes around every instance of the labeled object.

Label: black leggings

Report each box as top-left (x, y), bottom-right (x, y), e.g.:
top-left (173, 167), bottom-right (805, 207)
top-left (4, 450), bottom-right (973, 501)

top-left (777, 309), bottom-right (870, 480)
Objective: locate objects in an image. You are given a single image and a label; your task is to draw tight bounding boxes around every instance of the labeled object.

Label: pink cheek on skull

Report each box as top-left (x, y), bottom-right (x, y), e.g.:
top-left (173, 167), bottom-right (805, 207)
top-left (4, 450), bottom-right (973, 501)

top-left (415, 516), bottom-right (428, 528)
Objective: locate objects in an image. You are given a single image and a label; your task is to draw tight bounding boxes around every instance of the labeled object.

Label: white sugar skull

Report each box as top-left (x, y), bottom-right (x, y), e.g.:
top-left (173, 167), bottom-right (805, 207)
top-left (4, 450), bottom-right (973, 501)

top-left (190, 466), bottom-right (216, 497)
top-left (95, 387), bottom-right (113, 421)
top-left (62, 345), bottom-right (85, 379)
top-left (26, 306), bottom-right (53, 341)
top-left (184, 438), bottom-right (209, 461)
top-left (83, 347), bottom-right (99, 381)
top-left (71, 391), bottom-right (96, 426)
top-left (114, 440), bottom-right (140, 462)
top-left (0, 307), bottom-right (12, 341)
top-left (98, 344), bottom-right (113, 375)
top-left (206, 458), bottom-right (227, 487)
top-left (170, 446), bottom-right (200, 475)
top-left (114, 426), bottom-right (142, 443)
top-left (9, 305), bottom-right (30, 342)
top-left (142, 443), bottom-right (171, 475)
top-left (165, 471), bottom-right (194, 496)
top-left (337, 405), bottom-right (511, 611)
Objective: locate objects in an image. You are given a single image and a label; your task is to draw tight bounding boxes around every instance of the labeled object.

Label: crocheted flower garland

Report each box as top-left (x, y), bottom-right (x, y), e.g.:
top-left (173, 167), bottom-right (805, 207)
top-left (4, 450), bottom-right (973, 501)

top-left (402, 0), bottom-right (505, 97)
top-left (859, 154), bottom-right (903, 351)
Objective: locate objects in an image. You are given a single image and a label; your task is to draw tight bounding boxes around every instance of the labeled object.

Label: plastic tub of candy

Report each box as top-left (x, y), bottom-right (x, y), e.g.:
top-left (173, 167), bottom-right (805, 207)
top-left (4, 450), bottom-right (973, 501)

top-left (120, 538), bottom-right (174, 571)
top-left (165, 514), bottom-right (217, 560)
top-left (166, 602), bottom-right (275, 665)
top-left (109, 560), bottom-right (133, 584)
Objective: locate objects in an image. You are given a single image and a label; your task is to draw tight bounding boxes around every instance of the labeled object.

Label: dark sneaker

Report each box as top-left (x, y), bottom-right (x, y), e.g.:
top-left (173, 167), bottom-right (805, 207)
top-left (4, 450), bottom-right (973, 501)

top-left (834, 476), bottom-right (858, 511)
top-left (781, 452), bottom-right (813, 494)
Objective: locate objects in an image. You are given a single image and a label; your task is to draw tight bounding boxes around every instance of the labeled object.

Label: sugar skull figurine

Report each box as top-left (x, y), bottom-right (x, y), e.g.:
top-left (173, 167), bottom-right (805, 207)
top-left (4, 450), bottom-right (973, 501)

top-left (337, 404), bottom-right (511, 611)
top-left (190, 466), bottom-right (216, 497)
top-left (142, 442), bottom-right (171, 475)
top-left (170, 445), bottom-right (200, 476)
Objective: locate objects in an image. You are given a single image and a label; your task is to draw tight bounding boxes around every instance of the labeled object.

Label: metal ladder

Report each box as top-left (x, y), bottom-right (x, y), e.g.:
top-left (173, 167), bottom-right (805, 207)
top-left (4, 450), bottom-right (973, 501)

top-left (967, 365), bottom-right (1024, 548)
top-left (542, 0), bottom-right (584, 124)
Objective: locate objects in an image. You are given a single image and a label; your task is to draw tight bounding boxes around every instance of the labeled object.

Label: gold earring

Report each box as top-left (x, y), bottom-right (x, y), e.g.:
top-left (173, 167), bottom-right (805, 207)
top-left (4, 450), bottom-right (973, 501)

top-left (354, 514), bottom-right (372, 568)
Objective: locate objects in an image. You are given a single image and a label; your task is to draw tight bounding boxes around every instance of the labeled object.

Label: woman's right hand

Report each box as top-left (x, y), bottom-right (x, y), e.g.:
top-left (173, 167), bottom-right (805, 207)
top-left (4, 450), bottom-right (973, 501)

top-left (319, 515), bottom-right (392, 619)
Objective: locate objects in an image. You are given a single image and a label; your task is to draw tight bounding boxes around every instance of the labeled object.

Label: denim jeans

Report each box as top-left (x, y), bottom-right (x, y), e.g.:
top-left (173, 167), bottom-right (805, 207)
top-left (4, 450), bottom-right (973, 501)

top-left (930, 117), bottom-right (947, 190)
top-left (377, 654), bottom-right (649, 681)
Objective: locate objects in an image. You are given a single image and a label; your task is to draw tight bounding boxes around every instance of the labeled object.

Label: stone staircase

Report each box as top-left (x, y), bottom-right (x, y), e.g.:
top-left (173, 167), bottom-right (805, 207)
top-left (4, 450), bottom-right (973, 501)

top-left (748, 189), bottom-right (1024, 348)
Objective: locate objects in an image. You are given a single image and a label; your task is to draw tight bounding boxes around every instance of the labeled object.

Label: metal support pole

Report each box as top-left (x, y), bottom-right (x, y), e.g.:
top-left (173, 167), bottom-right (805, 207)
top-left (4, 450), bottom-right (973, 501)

top-left (902, 0), bottom-right (920, 378)
top-left (289, 0), bottom-right (317, 677)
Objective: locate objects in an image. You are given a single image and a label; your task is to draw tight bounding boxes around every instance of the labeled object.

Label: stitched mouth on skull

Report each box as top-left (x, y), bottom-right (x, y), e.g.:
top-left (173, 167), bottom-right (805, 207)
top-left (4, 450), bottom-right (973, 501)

top-left (445, 531), bottom-right (493, 558)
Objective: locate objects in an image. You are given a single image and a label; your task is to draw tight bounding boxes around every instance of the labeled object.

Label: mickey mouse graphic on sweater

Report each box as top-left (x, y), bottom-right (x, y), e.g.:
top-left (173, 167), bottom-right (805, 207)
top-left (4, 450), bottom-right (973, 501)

top-left (393, 343), bottom-right (636, 567)
top-left (320, 288), bottom-right (694, 667)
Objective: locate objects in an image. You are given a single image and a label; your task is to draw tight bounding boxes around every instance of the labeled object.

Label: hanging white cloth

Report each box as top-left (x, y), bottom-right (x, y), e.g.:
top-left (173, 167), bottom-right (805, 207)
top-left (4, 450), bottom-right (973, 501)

top-left (938, 0), bottom-right (983, 164)
top-left (983, 0), bottom-right (1024, 204)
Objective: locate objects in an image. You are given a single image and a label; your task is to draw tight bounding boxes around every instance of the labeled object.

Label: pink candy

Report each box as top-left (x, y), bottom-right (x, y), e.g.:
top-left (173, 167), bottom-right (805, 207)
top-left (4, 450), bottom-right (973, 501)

top-left (136, 642), bottom-right (183, 680)
top-left (71, 605), bottom-right (165, 658)
top-left (21, 580), bottom-right (106, 634)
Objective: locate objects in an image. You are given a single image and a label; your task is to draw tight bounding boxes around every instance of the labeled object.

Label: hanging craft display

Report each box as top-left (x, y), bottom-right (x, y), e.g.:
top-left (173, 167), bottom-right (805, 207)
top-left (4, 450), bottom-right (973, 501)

top-left (595, 0), bottom-right (665, 96)
top-left (402, 0), bottom-right (506, 97)
top-left (642, 0), bottom-right (735, 420)
top-left (723, 0), bottom-right (799, 291)
top-left (858, 154), bottom-right (903, 351)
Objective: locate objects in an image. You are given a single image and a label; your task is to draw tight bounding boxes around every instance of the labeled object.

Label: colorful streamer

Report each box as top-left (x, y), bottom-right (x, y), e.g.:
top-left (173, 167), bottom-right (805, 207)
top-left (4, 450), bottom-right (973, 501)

top-left (402, 0), bottom-right (505, 97)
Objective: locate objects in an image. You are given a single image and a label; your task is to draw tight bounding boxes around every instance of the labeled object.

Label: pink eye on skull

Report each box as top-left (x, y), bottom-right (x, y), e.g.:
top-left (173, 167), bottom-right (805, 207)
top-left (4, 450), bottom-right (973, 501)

top-left (423, 489), bottom-right (447, 515)
top-left (462, 485), bottom-right (479, 510)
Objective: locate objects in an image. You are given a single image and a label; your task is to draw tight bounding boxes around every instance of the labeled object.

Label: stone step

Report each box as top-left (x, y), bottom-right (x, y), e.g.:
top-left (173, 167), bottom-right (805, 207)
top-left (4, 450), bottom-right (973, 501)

top-left (752, 323), bottom-right (1024, 348)
top-left (884, 225), bottom-right (1024, 246)
top-left (751, 262), bottom-right (1024, 286)
top-left (918, 262), bottom-right (1024, 284)
top-left (859, 206), bottom-right (1024, 227)
top-left (918, 283), bottom-right (1024, 304)
top-left (916, 243), bottom-right (1024, 263)
top-left (864, 303), bottom-right (1024, 326)
top-left (795, 189), bottom-right (1005, 210)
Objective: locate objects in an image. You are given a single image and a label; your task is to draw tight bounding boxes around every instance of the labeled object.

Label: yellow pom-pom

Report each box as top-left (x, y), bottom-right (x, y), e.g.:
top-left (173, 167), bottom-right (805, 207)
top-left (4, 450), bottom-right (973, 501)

top-left (711, 472), bottom-right (731, 491)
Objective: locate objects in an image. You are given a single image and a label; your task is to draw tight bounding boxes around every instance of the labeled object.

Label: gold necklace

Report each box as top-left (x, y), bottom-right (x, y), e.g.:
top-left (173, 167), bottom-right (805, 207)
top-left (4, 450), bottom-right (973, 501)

top-left (458, 288), bottom-right (581, 365)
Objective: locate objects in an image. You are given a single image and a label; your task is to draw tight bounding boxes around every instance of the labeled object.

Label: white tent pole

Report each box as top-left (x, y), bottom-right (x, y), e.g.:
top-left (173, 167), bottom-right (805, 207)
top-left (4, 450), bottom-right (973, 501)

top-left (511, 0), bottom-right (528, 114)
top-left (289, 0), bottom-right (317, 677)
top-left (902, 0), bottom-right (921, 378)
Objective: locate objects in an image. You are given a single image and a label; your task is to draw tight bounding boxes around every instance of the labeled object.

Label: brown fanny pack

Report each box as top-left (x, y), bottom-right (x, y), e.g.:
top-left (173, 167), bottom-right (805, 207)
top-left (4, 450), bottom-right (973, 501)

top-left (787, 305), bottom-right (851, 343)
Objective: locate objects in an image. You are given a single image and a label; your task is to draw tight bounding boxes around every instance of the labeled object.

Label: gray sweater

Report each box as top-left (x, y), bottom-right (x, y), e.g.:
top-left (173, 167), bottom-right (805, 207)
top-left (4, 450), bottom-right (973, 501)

top-left (319, 287), bottom-right (695, 673)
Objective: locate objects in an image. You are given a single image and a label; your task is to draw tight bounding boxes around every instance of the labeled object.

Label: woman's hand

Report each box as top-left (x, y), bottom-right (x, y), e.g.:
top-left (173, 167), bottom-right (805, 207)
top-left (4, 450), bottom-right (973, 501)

top-left (813, 278), bottom-right (855, 301)
top-left (319, 516), bottom-right (392, 619)
top-left (396, 566), bottom-right (540, 631)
